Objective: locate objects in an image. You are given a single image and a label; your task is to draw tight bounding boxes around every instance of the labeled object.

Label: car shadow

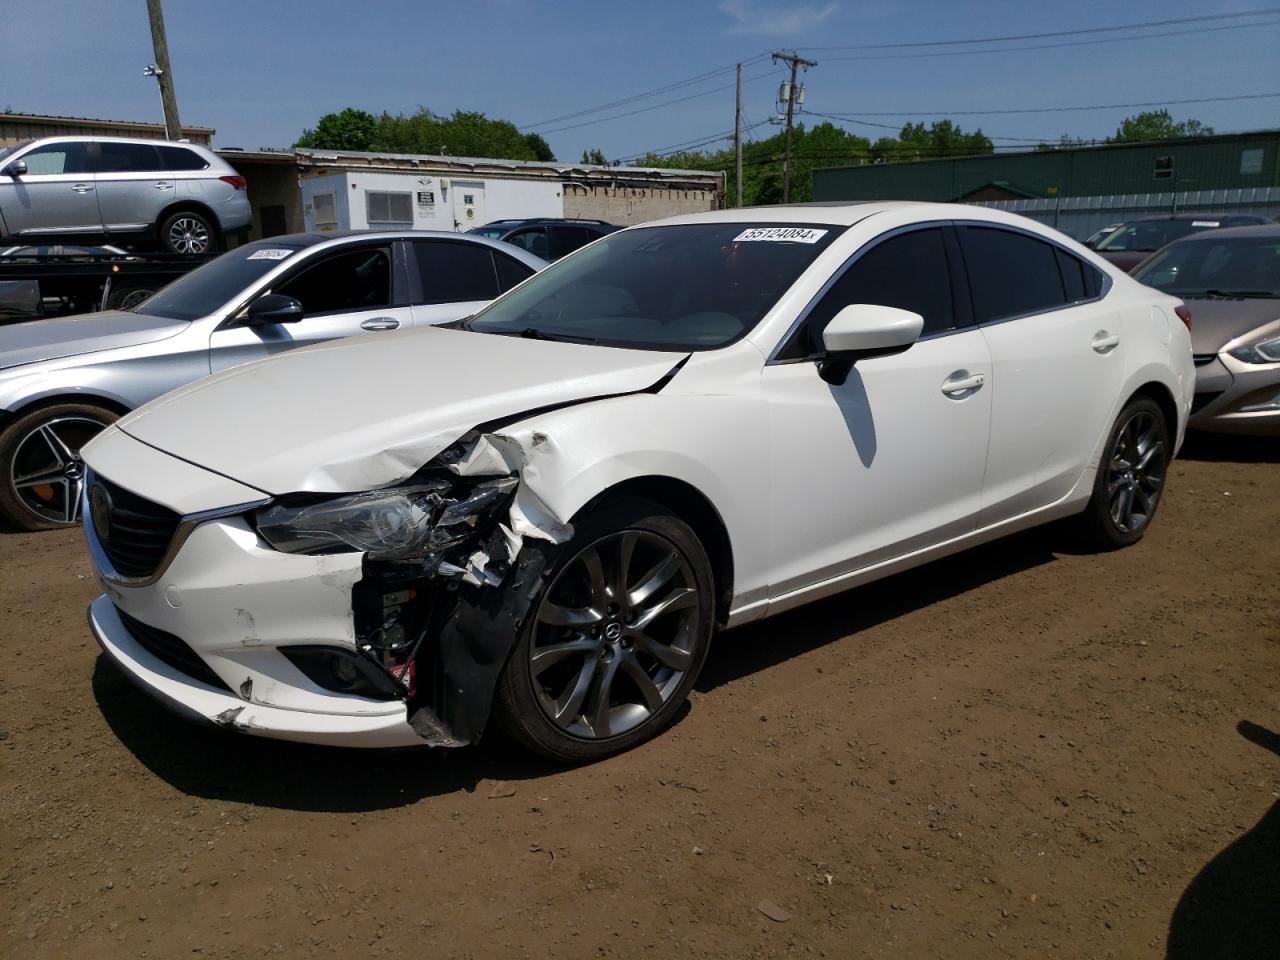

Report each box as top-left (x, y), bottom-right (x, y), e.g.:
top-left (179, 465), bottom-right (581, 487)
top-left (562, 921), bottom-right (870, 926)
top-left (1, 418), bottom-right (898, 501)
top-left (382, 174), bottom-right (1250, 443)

top-left (92, 523), bottom-right (1068, 812)
top-left (1166, 721), bottom-right (1280, 960)
top-left (1178, 432), bottom-right (1280, 465)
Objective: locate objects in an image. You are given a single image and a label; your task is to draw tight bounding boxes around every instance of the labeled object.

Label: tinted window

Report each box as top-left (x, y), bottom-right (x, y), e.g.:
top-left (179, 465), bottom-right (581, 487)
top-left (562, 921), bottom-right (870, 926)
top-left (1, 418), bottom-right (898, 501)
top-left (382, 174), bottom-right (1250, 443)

top-left (275, 246), bottom-right (392, 315)
top-left (1056, 248), bottom-right (1085, 301)
top-left (19, 141), bottom-right (88, 175)
top-left (505, 227), bottom-right (550, 260)
top-left (92, 141), bottom-right (164, 174)
top-left (136, 241), bottom-right (307, 321)
top-left (1096, 220), bottom-right (1212, 253)
top-left (960, 227), bottom-right (1066, 322)
top-left (414, 240), bottom-right (500, 302)
top-left (1133, 235), bottom-right (1280, 299)
top-left (779, 228), bottom-right (955, 360)
top-left (157, 144), bottom-right (210, 171)
top-left (549, 226), bottom-right (597, 259)
top-left (495, 253), bottom-right (534, 293)
top-left (469, 222), bottom-right (841, 351)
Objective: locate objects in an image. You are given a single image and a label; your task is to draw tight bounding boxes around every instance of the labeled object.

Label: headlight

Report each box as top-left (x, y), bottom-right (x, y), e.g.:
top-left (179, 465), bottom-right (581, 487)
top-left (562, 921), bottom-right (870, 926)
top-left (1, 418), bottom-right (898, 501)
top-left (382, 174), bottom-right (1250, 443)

top-left (1228, 331), bottom-right (1280, 365)
top-left (255, 477), bottom-right (516, 560)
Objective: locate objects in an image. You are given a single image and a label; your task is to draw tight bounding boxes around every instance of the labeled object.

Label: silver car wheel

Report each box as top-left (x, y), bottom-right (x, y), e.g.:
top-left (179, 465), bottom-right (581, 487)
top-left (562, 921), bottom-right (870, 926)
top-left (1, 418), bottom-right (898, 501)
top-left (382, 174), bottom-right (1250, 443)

top-left (167, 217), bottom-right (210, 255)
top-left (530, 529), bottom-right (700, 740)
top-left (1106, 409), bottom-right (1166, 534)
top-left (10, 416), bottom-right (107, 525)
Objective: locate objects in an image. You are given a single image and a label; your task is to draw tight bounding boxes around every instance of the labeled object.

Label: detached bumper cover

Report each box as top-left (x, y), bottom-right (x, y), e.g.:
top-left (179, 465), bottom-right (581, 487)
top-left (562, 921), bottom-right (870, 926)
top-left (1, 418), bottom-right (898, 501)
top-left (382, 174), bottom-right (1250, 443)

top-left (88, 596), bottom-right (424, 748)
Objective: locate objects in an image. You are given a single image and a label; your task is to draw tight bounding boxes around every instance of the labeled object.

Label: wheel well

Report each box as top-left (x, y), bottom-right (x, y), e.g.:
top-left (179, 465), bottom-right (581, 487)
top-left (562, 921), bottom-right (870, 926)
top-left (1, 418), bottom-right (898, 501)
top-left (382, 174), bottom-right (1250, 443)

top-left (592, 476), bottom-right (735, 626)
top-left (1126, 381), bottom-right (1180, 437)
top-left (0, 394), bottom-right (130, 432)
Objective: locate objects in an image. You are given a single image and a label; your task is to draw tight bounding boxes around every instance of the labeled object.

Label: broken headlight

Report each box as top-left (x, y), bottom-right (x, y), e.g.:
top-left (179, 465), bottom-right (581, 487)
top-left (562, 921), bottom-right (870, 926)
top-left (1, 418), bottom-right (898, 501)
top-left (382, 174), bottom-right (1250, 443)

top-left (254, 477), bottom-right (516, 561)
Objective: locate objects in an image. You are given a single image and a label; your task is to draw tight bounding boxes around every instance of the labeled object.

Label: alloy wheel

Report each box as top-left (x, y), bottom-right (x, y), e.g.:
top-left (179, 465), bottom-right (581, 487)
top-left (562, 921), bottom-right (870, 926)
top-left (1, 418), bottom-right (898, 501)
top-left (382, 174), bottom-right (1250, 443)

top-left (530, 529), bottom-right (701, 740)
top-left (1106, 409), bottom-right (1166, 534)
top-left (168, 217), bottom-right (210, 254)
top-left (10, 416), bottom-right (107, 525)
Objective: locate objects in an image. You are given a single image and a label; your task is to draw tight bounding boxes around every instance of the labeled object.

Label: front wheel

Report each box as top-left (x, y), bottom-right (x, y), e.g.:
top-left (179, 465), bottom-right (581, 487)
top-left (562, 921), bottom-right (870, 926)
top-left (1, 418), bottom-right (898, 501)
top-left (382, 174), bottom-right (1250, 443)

top-left (495, 497), bottom-right (715, 762)
top-left (1075, 397), bottom-right (1170, 549)
top-left (0, 403), bottom-right (118, 530)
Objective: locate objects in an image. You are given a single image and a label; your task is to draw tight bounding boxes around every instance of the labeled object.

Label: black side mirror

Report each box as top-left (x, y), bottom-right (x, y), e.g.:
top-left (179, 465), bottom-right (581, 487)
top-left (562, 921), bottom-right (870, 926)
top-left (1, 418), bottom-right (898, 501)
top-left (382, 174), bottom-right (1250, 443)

top-left (245, 293), bottom-right (303, 325)
top-left (4, 160), bottom-right (27, 177)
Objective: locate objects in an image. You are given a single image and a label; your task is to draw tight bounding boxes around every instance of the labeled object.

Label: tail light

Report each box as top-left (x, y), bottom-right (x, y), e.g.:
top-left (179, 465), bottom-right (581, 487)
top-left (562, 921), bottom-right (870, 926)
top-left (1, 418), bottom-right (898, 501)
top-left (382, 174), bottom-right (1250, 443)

top-left (218, 175), bottom-right (246, 190)
top-left (1174, 304), bottom-right (1192, 330)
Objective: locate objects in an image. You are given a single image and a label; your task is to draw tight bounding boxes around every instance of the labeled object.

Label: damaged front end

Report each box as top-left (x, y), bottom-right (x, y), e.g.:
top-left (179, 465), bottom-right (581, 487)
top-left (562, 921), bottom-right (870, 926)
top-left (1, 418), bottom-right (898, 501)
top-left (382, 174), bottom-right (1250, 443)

top-left (252, 431), bottom-right (572, 748)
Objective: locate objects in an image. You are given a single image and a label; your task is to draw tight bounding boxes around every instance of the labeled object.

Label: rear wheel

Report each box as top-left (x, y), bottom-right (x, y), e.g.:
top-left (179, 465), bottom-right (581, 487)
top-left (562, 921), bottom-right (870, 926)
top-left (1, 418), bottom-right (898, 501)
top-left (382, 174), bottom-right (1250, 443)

top-left (0, 403), bottom-right (118, 530)
top-left (106, 284), bottom-right (156, 310)
top-left (495, 497), bottom-right (715, 762)
top-left (159, 210), bottom-right (215, 255)
top-left (1076, 397), bottom-right (1170, 549)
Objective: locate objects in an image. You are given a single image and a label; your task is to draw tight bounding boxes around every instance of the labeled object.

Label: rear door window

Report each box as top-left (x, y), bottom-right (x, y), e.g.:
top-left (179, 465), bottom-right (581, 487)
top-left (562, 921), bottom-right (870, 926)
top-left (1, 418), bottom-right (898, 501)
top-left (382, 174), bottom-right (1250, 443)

top-left (414, 240), bottom-right (500, 303)
top-left (505, 227), bottom-right (551, 260)
top-left (779, 227), bottom-right (957, 360)
top-left (959, 227), bottom-right (1067, 323)
top-left (274, 245), bottom-right (393, 316)
top-left (91, 141), bottom-right (165, 174)
top-left (549, 226), bottom-right (596, 259)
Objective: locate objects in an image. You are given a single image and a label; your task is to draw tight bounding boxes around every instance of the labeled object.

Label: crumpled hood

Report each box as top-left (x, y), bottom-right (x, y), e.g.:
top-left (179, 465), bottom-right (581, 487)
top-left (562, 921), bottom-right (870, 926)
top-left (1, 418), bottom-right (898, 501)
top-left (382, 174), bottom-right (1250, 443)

top-left (0, 310), bottom-right (187, 371)
top-left (115, 325), bottom-right (685, 495)
top-left (1184, 296), bottom-right (1280, 354)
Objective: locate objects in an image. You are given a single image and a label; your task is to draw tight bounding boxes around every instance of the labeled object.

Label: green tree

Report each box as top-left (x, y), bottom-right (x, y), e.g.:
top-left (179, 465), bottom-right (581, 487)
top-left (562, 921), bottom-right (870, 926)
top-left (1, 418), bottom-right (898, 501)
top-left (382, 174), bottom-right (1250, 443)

top-left (580, 148), bottom-right (608, 165)
top-left (525, 133), bottom-right (555, 162)
top-left (1108, 110), bottom-right (1213, 143)
top-left (294, 108), bottom-right (378, 151)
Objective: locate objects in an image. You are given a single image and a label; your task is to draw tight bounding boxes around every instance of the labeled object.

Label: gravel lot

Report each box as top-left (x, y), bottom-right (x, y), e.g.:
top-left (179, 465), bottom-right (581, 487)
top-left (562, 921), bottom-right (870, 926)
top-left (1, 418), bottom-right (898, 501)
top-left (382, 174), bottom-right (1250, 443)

top-left (2, 435), bottom-right (1277, 959)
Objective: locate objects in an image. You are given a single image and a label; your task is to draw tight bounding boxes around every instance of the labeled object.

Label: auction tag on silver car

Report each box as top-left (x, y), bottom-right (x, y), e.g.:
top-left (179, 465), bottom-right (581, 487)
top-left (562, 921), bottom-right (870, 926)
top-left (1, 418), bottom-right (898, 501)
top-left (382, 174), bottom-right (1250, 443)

top-left (246, 248), bottom-right (294, 261)
top-left (733, 227), bottom-right (828, 244)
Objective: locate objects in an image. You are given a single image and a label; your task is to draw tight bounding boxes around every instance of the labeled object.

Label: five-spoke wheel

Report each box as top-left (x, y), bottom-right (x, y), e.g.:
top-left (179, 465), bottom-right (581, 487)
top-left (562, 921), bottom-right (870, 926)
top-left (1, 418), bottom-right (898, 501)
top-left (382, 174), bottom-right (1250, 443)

top-left (1079, 396), bottom-right (1170, 548)
top-left (0, 404), bottom-right (118, 530)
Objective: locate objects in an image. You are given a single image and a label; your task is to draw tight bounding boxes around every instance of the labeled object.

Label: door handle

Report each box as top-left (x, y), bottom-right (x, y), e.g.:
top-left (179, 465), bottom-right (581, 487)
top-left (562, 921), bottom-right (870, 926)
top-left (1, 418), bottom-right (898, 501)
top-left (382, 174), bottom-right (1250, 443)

top-left (941, 372), bottom-right (985, 396)
top-left (71, 183), bottom-right (93, 194)
top-left (1092, 331), bottom-right (1120, 353)
top-left (153, 181), bottom-right (174, 190)
top-left (360, 317), bottom-right (400, 331)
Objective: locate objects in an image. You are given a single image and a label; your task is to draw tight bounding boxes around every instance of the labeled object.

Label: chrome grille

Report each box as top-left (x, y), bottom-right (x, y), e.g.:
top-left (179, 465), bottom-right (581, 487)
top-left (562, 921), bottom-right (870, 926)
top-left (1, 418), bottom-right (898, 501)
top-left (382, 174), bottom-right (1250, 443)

top-left (87, 473), bottom-right (182, 579)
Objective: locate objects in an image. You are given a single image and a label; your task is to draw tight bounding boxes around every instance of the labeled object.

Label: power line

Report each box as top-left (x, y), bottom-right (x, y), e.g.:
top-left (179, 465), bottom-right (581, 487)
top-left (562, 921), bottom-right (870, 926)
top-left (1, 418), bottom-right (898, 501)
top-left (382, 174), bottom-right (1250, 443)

top-left (802, 8), bottom-right (1280, 51)
top-left (613, 119), bottom-right (771, 165)
top-left (822, 92), bottom-right (1280, 118)
top-left (520, 53), bottom-right (771, 131)
top-left (819, 18), bottom-right (1280, 62)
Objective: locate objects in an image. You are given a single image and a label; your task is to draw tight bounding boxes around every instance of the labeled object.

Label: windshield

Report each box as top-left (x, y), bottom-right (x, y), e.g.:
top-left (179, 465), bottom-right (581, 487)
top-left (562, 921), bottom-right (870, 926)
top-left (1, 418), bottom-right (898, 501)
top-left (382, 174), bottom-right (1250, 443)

top-left (0, 141), bottom-right (32, 165)
top-left (1134, 235), bottom-right (1280, 299)
top-left (135, 241), bottom-right (308, 321)
top-left (465, 222), bottom-right (842, 350)
top-left (1097, 219), bottom-right (1218, 253)
top-left (468, 226), bottom-right (510, 239)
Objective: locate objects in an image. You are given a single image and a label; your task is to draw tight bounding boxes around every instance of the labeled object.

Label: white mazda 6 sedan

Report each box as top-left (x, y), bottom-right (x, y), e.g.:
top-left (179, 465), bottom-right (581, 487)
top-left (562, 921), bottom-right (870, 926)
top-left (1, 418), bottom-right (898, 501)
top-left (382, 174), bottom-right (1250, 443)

top-left (81, 202), bottom-right (1195, 761)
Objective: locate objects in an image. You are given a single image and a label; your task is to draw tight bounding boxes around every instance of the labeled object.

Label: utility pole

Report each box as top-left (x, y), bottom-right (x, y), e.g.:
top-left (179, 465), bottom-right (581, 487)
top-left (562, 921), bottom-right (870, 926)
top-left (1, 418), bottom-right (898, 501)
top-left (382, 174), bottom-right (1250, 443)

top-left (146, 0), bottom-right (182, 140)
top-left (734, 63), bottom-right (744, 208)
top-left (772, 51), bottom-right (816, 203)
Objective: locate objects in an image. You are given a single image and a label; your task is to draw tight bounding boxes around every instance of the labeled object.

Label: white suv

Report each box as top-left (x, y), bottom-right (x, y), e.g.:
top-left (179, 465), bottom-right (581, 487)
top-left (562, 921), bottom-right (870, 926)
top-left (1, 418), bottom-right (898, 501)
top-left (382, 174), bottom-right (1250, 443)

top-left (0, 136), bottom-right (250, 254)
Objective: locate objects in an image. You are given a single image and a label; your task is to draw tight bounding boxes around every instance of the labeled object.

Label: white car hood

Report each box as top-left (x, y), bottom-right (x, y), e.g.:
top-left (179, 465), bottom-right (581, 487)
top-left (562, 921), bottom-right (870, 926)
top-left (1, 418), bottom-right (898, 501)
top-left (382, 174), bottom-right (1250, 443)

top-left (116, 325), bottom-right (685, 495)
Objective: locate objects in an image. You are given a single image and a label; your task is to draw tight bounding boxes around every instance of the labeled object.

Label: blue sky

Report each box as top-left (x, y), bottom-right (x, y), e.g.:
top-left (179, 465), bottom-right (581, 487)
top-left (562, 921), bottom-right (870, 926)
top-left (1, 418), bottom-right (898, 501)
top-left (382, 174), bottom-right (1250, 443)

top-left (2, 1), bottom-right (1277, 162)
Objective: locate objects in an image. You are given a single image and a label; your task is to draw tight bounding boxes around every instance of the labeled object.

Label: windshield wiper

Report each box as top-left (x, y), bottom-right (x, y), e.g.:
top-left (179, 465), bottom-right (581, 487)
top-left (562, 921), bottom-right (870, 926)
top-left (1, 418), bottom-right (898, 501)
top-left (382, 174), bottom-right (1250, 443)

top-left (519, 327), bottom-right (598, 344)
top-left (1200, 289), bottom-right (1276, 299)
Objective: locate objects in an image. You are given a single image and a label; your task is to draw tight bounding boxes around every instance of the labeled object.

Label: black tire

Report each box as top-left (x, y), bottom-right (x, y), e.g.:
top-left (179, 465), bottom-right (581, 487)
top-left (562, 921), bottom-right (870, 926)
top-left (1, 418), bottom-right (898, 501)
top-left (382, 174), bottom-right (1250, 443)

top-left (158, 209), bottom-right (216, 255)
top-left (1075, 396), bottom-right (1171, 550)
top-left (494, 496), bottom-right (715, 763)
top-left (106, 284), bottom-right (156, 310)
top-left (0, 403), bottom-right (118, 531)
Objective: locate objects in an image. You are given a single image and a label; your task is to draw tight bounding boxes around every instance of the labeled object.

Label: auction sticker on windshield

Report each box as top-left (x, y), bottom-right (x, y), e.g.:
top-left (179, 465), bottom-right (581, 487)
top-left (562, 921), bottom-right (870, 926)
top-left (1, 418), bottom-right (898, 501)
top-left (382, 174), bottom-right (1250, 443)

top-left (247, 248), bottom-right (294, 261)
top-left (733, 227), bottom-right (828, 244)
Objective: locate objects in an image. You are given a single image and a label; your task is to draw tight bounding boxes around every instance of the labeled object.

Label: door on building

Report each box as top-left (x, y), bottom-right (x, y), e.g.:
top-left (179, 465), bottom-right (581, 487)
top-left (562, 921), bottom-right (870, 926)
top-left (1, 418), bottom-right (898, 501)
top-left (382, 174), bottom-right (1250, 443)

top-left (0, 140), bottom-right (100, 237)
top-left (451, 182), bottom-right (485, 231)
top-left (208, 241), bottom-right (411, 373)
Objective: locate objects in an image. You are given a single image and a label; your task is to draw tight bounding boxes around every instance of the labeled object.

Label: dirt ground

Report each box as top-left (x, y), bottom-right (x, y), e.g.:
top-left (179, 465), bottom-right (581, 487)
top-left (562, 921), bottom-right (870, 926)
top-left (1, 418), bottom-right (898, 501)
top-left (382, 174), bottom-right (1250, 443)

top-left (1, 434), bottom-right (1277, 960)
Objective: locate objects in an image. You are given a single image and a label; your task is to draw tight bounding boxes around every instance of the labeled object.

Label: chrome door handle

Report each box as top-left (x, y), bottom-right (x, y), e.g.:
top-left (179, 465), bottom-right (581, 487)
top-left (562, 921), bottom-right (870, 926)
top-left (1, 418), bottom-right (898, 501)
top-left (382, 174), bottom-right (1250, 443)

top-left (71, 183), bottom-right (93, 194)
top-left (360, 317), bottom-right (400, 331)
top-left (941, 372), bottom-right (985, 396)
top-left (154, 181), bottom-right (174, 190)
top-left (1092, 331), bottom-right (1120, 353)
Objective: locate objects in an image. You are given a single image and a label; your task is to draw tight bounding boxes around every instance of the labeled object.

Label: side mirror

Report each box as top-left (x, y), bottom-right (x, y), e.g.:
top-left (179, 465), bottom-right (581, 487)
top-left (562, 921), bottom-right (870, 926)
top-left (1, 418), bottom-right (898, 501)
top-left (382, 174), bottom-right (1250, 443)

top-left (818, 303), bottom-right (923, 386)
top-left (244, 293), bottom-right (303, 325)
top-left (4, 160), bottom-right (27, 177)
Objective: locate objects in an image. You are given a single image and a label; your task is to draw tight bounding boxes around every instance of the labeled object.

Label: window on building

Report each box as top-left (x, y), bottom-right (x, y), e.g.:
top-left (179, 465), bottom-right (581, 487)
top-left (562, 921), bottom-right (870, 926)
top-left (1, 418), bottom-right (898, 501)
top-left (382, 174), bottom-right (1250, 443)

top-left (959, 227), bottom-right (1067, 323)
top-left (366, 191), bottom-right (413, 227)
top-left (779, 228), bottom-right (956, 360)
top-left (275, 246), bottom-right (392, 315)
top-left (414, 240), bottom-right (500, 302)
top-left (1153, 155), bottom-right (1174, 180)
top-left (312, 192), bottom-right (337, 228)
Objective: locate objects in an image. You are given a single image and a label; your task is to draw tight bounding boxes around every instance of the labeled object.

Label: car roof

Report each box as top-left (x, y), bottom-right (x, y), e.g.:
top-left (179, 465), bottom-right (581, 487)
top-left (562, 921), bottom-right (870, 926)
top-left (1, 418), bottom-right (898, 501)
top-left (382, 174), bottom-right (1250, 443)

top-left (638, 201), bottom-right (1053, 229)
top-left (17, 135), bottom-right (216, 152)
top-left (1166, 223), bottom-right (1280, 242)
top-left (246, 229), bottom-right (549, 266)
top-left (1133, 213), bottom-right (1262, 223)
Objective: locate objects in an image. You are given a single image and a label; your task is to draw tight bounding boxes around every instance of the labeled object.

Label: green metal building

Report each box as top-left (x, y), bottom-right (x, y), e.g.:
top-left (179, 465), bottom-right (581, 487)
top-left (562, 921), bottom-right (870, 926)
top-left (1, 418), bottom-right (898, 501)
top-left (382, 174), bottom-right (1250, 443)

top-left (812, 130), bottom-right (1280, 239)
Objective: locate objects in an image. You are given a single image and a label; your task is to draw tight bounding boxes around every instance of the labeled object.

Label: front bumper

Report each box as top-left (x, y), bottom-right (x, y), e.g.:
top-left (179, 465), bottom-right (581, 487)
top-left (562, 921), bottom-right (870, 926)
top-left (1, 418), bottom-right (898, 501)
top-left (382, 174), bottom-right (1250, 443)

top-left (1190, 354), bottom-right (1280, 436)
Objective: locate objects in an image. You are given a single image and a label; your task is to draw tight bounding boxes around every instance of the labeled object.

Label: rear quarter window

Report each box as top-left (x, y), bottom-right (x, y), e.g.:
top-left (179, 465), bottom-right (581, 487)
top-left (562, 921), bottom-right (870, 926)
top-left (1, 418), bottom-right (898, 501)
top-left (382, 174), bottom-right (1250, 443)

top-left (157, 145), bottom-right (210, 171)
